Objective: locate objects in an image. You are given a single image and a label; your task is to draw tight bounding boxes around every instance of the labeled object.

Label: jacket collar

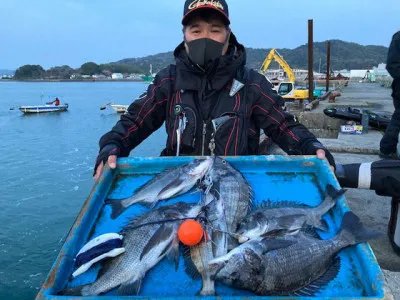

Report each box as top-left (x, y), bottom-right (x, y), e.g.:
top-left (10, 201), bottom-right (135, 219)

top-left (174, 33), bottom-right (246, 91)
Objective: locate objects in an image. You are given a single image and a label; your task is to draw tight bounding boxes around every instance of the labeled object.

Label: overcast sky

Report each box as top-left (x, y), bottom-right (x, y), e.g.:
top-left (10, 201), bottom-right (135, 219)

top-left (0, 0), bottom-right (398, 69)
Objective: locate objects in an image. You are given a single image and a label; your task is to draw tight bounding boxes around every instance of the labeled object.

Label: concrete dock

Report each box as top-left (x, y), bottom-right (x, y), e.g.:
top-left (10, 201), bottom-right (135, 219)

top-left (264, 82), bottom-right (399, 299)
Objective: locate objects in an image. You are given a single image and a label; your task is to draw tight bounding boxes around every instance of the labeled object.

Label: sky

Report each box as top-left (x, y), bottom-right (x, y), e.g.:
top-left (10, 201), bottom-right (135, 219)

top-left (0, 0), bottom-right (399, 70)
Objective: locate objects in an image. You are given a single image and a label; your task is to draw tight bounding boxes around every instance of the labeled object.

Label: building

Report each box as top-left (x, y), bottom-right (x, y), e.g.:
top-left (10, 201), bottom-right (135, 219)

top-left (111, 73), bottom-right (123, 80)
top-left (373, 63), bottom-right (390, 78)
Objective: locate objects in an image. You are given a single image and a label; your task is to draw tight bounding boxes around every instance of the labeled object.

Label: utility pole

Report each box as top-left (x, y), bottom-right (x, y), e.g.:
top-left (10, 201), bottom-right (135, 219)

top-left (326, 41), bottom-right (331, 92)
top-left (308, 19), bottom-right (314, 103)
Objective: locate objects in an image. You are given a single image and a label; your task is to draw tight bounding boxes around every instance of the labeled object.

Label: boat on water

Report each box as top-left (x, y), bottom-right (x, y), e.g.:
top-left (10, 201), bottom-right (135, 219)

top-left (109, 104), bottom-right (128, 113)
top-left (100, 103), bottom-right (128, 113)
top-left (18, 103), bottom-right (69, 114)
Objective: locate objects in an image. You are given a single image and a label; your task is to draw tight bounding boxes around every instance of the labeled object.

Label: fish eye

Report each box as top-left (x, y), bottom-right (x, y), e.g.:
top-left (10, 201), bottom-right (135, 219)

top-left (222, 160), bottom-right (227, 165)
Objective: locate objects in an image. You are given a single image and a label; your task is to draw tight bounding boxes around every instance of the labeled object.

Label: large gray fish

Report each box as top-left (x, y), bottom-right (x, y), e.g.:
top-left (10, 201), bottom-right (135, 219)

top-left (106, 157), bottom-right (214, 219)
top-left (210, 211), bottom-right (382, 296)
top-left (237, 184), bottom-right (346, 243)
top-left (205, 157), bottom-right (253, 251)
top-left (60, 202), bottom-right (203, 296)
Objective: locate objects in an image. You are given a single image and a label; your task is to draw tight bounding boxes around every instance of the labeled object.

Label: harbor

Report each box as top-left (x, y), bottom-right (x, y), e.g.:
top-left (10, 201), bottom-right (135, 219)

top-left (1, 0), bottom-right (399, 298)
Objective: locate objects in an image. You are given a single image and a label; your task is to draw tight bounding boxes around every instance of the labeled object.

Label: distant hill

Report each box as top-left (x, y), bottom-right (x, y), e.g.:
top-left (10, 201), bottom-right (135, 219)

top-left (113, 40), bottom-right (388, 74)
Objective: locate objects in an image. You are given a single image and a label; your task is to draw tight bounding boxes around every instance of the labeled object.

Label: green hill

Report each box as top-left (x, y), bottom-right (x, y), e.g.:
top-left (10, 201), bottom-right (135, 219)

top-left (114, 39), bottom-right (388, 74)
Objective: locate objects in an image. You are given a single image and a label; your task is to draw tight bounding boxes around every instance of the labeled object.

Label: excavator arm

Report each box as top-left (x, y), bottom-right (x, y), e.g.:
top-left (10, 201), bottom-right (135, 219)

top-left (259, 49), bottom-right (296, 82)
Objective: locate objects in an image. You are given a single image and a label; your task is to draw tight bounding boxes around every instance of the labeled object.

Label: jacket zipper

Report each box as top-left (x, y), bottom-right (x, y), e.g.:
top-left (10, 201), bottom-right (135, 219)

top-left (202, 122), bottom-right (206, 156)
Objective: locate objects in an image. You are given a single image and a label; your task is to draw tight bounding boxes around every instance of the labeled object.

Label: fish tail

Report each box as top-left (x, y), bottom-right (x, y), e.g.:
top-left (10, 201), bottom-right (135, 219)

top-left (198, 278), bottom-right (215, 296)
top-left (338, 211), bottom-right (382, 246)
top-left (316, 185), bottom-right (346, 216)
top-left (105, 199), bottom-right (126, 219)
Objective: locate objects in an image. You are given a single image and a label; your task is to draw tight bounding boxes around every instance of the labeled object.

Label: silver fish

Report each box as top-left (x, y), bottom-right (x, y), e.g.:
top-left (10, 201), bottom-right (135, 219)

top-left (60, 202), bottom-right (203, 296)
top-left (237, 184), bottom-right (346, 243)
top-left (186, 215), bottom-right (216, 296)
top-left (206, 157), bottom-right (253, 251)
top-left (106, 157), bottom-right (214, 219)
top-left (211, 211), bottom-right (381, 296)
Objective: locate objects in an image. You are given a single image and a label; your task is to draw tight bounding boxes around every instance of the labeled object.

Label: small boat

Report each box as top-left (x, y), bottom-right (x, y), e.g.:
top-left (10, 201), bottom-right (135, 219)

top-left (109, 104), bottom-right (128, 113)
top-left (18, 103), bottom-right (69, 114)
top-left (100, 103), bottom-right (128, 113)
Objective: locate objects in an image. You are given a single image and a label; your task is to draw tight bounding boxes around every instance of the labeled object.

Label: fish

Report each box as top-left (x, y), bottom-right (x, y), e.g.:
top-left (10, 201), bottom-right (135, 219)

top-left (185, 213), bottom-right (216, 296)
top-left (106, 157), bottom-right (214, 219)
top-left (204, 157), bottom-right (253, 251)
top-left (236, 184), bottom-right (346, 243)
top-left (210, 211), bottom-right (382, 296)
top-left (59, 202), bottom-right (204, 296)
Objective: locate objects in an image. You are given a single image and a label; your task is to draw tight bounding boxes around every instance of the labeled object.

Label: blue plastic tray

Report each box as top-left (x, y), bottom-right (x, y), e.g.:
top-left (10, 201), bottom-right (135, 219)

top-left (36, 156), bottom-right (385, 299)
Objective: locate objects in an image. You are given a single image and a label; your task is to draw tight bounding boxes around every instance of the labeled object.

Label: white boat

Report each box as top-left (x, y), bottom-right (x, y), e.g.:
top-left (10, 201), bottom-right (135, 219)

top-left (109, 104), bottom-right (128, 113)
top-left (19, 103), bottom-right (69, 114)
top-left (100, 103), bottom-right (128, 113)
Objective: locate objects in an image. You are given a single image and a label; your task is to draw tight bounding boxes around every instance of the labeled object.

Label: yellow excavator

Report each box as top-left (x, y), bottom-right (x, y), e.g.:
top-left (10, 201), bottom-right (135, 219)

top-left (260, 49), bottom-right (309, 101)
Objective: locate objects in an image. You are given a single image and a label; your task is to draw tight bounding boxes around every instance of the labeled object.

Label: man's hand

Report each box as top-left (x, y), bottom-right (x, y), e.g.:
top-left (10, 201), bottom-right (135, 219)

top-left (94, 155), bottom-right (117, 180)
top-left (316, 149), bottom-right (335, 172)
top-left (93, 144), bottom-right (120, 180)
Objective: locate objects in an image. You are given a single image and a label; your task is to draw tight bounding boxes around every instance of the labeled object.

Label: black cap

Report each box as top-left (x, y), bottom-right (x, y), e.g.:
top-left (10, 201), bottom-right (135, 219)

top-left (182, 0), bottom-right (230, 25)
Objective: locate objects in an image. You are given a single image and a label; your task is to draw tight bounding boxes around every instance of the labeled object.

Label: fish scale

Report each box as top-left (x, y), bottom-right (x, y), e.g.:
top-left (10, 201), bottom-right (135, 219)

top-left (212, 211), bottom-right (382, 296)
top-left (210, 157), bottom-right (253, 250)
top-left (79, 202), bottom-right (202, 296)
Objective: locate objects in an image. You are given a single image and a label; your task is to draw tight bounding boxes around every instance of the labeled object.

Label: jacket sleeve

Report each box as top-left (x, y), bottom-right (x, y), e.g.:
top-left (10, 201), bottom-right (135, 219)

top-left (249, 76), bottom-right (330, 157)
top-left (387, 31), bottom-right (400, 80)
top-left (98, 72), bottom-right (172, 156)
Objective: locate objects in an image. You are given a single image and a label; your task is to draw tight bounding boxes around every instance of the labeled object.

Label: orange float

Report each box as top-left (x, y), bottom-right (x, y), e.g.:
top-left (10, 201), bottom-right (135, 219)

top-left (178, 220), bottom-right (204, 246)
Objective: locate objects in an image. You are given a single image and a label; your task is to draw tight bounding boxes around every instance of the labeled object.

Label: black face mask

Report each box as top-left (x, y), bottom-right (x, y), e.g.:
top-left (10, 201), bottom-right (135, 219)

top-left (186, 38), bottom-right (225, 67)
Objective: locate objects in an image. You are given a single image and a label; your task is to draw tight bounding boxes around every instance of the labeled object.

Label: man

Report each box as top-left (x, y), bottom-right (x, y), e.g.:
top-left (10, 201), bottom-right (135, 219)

top-left (380, 31), bottom-right (400, 159)
top-left (93, 0), bottom-right (335, 180)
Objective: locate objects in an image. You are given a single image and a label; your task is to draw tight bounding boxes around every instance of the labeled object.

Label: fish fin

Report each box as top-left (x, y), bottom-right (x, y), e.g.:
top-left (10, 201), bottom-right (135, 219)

top-left (325, 184), bottom-right (347, 199)
top-left (57, 285), bottom-right (85, 296)
top-left (211, 230), bottom-right (227, 257)
top-left (291, 257), bottom-right (341, 296)
top-left (261, 229), bottom-right (291, 238)
top-left (183, 246), bottom-right (202, 280)
top-left (315, 185), bottom-right (347, 217)
top-left (117, 277), bottom-right (143, 296)
top-left (277, 213), bottom-right (307, 230)
top-left (140, 224), bottom-right (174, 260)
top-left (314, 218), bottom-right (329, 231)
top-left (157, 178), bottom-right (184, 199)
top-left (106, 199), bottom-right (126, 220)
top-left (119, 216), bottom-right (146, 234)
top-left (339, 211), bottom-right (383, 245)
top-left (166, 237), bottom-right (180, 271)
top-left (300, 225), bottom-right (321, 239)
top-left (260, 238), bottom-right (297, 254)
top-left (251, 200), bottom-right (308, 211)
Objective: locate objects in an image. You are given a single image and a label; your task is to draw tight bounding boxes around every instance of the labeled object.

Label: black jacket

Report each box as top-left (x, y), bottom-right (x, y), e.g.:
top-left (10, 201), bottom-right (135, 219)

top-left (98, 35), bottom-right (334, 165)
top-left (387, 31), bottom-right (400, 80)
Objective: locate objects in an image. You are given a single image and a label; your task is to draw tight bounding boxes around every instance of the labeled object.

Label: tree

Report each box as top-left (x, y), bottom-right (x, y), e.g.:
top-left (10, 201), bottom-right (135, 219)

top-left (80, 62), bottom-right (100, 75)
top-left (45, 65), bottom-right (75, 79)
top-left (14, 65), bottom-right (45, 79)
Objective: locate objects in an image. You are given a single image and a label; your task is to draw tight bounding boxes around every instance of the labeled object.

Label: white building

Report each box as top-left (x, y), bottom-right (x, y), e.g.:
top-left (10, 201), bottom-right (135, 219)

top-left (111, 73), bottom-right (123, 79)
top-left (373, 63), bottom-right (390, 77)
top-left (350, 70), bottom-right (372, 79)
top-left (93, 74), bottom-right (107, 79)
